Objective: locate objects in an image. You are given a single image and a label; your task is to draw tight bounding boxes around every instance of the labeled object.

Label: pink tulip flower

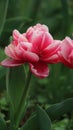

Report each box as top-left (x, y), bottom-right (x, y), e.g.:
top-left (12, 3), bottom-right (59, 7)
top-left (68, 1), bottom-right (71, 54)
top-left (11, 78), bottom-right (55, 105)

top-left (60, 37), bottom-right (73, 68)
top-left (26, 24), bottom-right (61, 78)
top-left (1, 24), bottom-right (61, 78)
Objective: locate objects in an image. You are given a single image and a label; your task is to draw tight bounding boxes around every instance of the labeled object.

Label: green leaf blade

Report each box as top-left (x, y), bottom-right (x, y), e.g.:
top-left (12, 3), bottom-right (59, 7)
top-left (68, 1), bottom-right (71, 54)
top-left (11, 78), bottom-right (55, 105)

top-left (0, 0), bottom-right (9, 36)
top-left (46, 98), bottom-right (73, 121)
top-left (6, 66), bottom-right (26, 112)
top-left (37, 106), bottom-right (51, 130)
top-left (21, 106), bottom-right (51, 130)
top-left (21, 115), bottom-right (37, 130)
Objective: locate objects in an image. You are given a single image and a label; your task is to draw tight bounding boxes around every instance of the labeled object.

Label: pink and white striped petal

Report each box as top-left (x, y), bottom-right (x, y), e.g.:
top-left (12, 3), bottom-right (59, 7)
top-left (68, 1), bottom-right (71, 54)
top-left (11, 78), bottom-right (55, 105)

top-left (1, 59), bottom-right (25, 67)
top-left (29, 61), bottom-right (49, 78)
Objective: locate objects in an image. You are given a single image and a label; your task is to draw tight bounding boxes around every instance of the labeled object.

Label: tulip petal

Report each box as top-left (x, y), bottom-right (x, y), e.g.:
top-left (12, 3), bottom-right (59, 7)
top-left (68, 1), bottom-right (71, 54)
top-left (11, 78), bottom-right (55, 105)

top-left (13, 29), bottom-right (28, 46)
top-left (42, 54), bottom-right (60, 63)
top-left (20, 42), bottom-right (32, 50)
top-left (26, 24), bottom-right (49, 41)
top-left (29, 32), bottom-right (53, 54)
top-left (60, 37), bottom-right (73, 68)
top-left (14, 46), bottom-right (39, 62)
top-left (33, 24), bottom-right (49, 32)
top-left (61, 37), bottom-right (73, 61)
top-left (29, 61), bottom-right (49, 78)
top-left (30, 31), bottom-right (43, 52)
top-left (42, 40), bottom-right (60, 58)
top-left (22, 51), bottom-right (39, 62)
top-left (59, 53), bottom-right (73, 69)
top-left (5, 43), bottom-right (39, 62)
top-left (41, 32), bottom-right (53, 49)
top-left (13, 29), bottom-right (20, 40)
top-left (1, 59), bottom-right (24, 67)
top-left (5, 45), bottom-right (20, 60)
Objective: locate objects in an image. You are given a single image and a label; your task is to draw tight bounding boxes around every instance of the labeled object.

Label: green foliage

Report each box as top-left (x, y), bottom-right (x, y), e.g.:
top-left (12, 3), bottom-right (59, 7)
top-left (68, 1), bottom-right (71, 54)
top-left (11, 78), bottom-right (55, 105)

top-left (52, 119), bottom-right (69, 130)
top-left (37, 106), bottom-right (51, 130)
top-left (21, 115), bottom-right (37, 130)
top-left (0, 48), bottom-right (6, 91)
top-left (0, 0), bottom-right (73, 46)
top-left (0, 0), bottom-right (9, 36)
top-left (6, 66), bottom-right (31, 129)
top-left (6, 66), bottom-right (26, 128)
top-left (46, 98), bottom-right (73, 121)
top-left (0, 115), bottom-right (7, 130)
top-left (6, 66), bottom-right (25, 112)
top-left (21, 106), bottom-right (51, 130)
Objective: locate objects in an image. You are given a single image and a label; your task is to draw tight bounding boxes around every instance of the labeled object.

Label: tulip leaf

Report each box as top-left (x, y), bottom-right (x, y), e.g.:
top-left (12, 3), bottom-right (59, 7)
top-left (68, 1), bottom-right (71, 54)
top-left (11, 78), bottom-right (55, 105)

top-left (0, 115), bottom-right (7, 130)
top-left (0, 67), bottom-right (6, 92)
top-left (21, 114), bottom-right (37, 130)
top-left (21, 106), bottom-right (51, 130)
top-left (3, 17), bottom-right (31, 32)
top-left (37, 106), bottom-right (51, 130)
top-left (46, 98), bottom-right (73, 121)
top-left (6, 66), bottom-right (26, 114)
top-left (0, 0), bottom-right (9, 36)
top-left (0, 48), bottom-right (6, 90)
top-left (0, 67), bottom-right (6, 79)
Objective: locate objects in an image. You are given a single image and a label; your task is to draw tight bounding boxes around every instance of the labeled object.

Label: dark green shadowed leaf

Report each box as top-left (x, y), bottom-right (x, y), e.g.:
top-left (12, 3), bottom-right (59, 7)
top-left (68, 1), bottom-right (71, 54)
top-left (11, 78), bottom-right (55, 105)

top-left (21, 106), bottom-right (51, 130)
top-left (21, 114), bottom-right (37, 130)
top-left (0, 67), bottom-right (6, 79)
top-left (0, 115), bottom-right (7, 130)
top-left (37, 106), bottom-right (51, 130)
top-left (6, 66), bottom-right (25, 113)
top-left (61, 0), bottom-right (69, 36)
top-left (0, 0), bottom-right (9, 36)
top-left (4, 17), bottom-right (32, 32)
top-left (0, 48), bottom-right (6, 90)
top-left (46, 98), bottom-right (73, 121)
top-left (0, 67), bottom-right (6, 92)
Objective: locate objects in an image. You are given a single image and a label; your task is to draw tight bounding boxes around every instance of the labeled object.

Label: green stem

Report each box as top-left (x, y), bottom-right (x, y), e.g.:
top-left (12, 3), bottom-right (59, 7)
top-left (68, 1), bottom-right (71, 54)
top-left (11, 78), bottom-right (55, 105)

top-left (14, 70), bottom-right (32, 129)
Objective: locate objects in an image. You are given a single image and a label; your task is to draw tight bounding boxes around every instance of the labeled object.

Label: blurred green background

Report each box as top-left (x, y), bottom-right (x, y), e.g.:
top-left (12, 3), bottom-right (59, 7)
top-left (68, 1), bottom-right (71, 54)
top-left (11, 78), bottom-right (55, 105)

top-left (0, 0), bottom-right (73, 129)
